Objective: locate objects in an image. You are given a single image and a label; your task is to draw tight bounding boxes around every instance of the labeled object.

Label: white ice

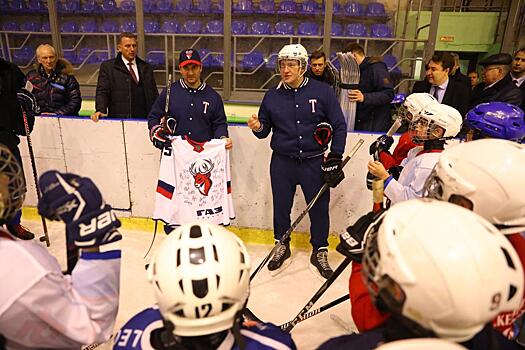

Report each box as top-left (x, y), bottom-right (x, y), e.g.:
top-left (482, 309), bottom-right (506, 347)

top-left (24, 220), bottom-right (356, 350)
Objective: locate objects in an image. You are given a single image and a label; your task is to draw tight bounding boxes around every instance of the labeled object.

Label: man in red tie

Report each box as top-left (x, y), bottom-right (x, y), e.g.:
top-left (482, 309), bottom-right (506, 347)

top-left (92, 32), bottom-right (159, 121)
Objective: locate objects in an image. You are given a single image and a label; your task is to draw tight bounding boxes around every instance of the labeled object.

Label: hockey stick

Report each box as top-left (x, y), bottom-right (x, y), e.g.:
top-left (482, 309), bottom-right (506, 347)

top-left (372, 117), bottom-right (402, 162)
top-left (143, 219), bottom-right (159, 259)
top-left (161, 74), bottom-right (173, 132)
top-left (249, 138), bottom-right (365, 282)
top-left (337, 52), bottom-right (360, 132)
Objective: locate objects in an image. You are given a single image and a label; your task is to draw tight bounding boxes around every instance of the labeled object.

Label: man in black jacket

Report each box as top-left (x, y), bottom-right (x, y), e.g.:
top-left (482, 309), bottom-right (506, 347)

top-left (449, 52), bottom-right (471, 92)
top-left (91, 32), bottom-right (159, 121)
top-left (305, 49), bottom-right (338, 92)
top-left (470, 53), bottom-right (522, 109)
top-left (412, 52), bottom-right (470, 116)
top-left (26, 44), bottom-right (81, 116)
top-left (511, 48), bottom-right (525, 111)
top-left (343, 43), bottom-right (394, 132)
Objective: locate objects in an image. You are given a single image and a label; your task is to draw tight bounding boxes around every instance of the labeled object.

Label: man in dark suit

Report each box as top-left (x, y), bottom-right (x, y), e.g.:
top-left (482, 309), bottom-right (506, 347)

top-left (411, 52), bottom-right (470, 116)
top-left (470, 53), bottom-right (522, 109)
top-left (511, 48), bottom-right (525, 111)
top-left (91, 32), bottom-right (159, 121)
top-left (449, 52), bottom-right (471, 92)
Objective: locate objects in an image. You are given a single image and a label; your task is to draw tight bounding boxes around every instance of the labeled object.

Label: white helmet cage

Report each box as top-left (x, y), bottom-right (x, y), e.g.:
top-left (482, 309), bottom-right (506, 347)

top-left (0, 145), bottom-right (26, 222)
top-left (362, 199), bottom-right (524, 342)
top-left (424, 139), bottom-right (525, 234)
top-left (397, 93), bottom-right (439, 123)
top-left (375, 338), bottom-right (468, 350)
top-left (277, 44), bottom-right (308, 76)
top-left (408, 103), bottom-right (462, 144)
top-left (147, 223), bottom-right (251, 337)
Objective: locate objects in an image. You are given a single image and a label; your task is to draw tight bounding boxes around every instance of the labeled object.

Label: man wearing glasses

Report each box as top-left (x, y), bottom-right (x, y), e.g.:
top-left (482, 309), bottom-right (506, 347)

top-left (470, 53), bottom-right (522, 109)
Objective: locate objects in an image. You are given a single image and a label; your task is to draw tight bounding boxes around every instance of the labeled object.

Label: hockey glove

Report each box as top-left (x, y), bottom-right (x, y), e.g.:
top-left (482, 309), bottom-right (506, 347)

top-left (388, 165), bottom-right (403, 181)
top-left (16, 88), bottom-right (39, 135)
top-left (369, 135), bottom-right (394, 156)
top-left (336, 209), bottom-right (385, 263)
top-left (366, 171), bottom-right (376, 191)
top-left (38, 170), bottom-right (121, 248)
top-left (150, 124), bottom-right (171, 150)
top-left (313, 122), bottom-right (333, 149)
top-left (321, 152), bottom-right (344, 188)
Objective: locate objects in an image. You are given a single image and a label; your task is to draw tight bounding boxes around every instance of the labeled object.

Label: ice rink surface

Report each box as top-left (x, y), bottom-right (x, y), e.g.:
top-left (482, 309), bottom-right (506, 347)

top-left (23, 219), bottom-right (356, 350)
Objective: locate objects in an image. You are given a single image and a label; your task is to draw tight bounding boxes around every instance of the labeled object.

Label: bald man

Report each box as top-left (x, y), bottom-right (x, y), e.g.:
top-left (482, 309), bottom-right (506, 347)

top-left (26, 44), bottom-right (81, 116)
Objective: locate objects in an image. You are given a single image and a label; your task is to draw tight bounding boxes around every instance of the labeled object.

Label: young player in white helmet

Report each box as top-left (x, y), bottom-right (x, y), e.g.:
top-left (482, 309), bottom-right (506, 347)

top-left (424, 138), bottom-right (525, 339)
top-left (320, 199), bottom-right (524, 350)
top-left (113, 223), bottom-right (296, 350)
top-left (247, 43), bottom-right (347, 279)
top-left (0, 145), bottom-right (122, 348)
top-left (368, 103), bottom-right (462, 204)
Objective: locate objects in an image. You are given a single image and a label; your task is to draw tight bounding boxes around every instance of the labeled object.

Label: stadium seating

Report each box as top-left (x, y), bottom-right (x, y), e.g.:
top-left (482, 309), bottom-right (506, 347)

top-left (100, 20), bottom-right (119, 33)
top-left (62, 50), bottom-right (77, 64)
top-left (333, 2), bottom-right (344, 15)
top-left (60, 0), bottom-right (80, 13)
top-left (12, 47), bottom-right (33, 65)
top-left (1, 21), bottom-right (18, 31)
top-left (331, 23), bottom-right (343, 36)
top-left (299, 0), bottom-right (320, 15)
top-left (143, 0), bottom-right (156, 13)
top-left (60, 21), bottom-right (78, 33)
top-left (329, 53), bottom-right (341, 70)
top-left (156, 0), bottom-right (173, 13)
top-left (182, 20), bottom-right (202, 34)
top-left (251, 21), bottom-right (271, 35)
top-left (121, 20), bottom-right (136, 33)
top-left (232, 20), bottom-right (249, 35)
top-left (9, 0), bottom-right (25, 12)
top-left (146, 51), bottom-right (165, 66)
top-left (27, 0), bottom-right (46, 13)
top-left (192, 0), bottom-right (211, 13)
top-left (101, 0), bottom-right (118, 13)
top-left (80, 0), bottom-right (100, 13)
top-left (233, 0), bottom-right (253, 13)
top-left (366, 2), bottom-right (386, 16)
top-left (240, 51), bottom-right (265, 71)
top-left (346, 23), bottom-right (367, 37)
top-left (344, 2), bottom-right (364, 16)
top-left (256, 0), bottom-right (274, 13)
top-left (266, 53), bottom-right (278, 71)
top-left (161, 20), bottom-right (180, 33)
top-left (20, 20), bottom-right (41, 32)
top-left (80, 20), bottom-right (98, 33)
top-left (298, 22), bottom-right (319, 36)
top-left (370, 23), bottom-right (392, 38)
top-left (77, 47), bottom-right (106, 64)
top-left (277, 0), bottom-right (296, 14)
top-left (145, 20), bottom-right (160, 33)
top-left (213, 0), bottom-right (224, 12)
top-left (175, 0), bottom-right (193, 12)
top-left (41, 22), bottom-right (50, 32)
top-left (119, 0), bottom-right (135, 13)
top-left (274, 21), bottom-right (294, 35)
top-left (205, 20), bottom-right (223, 34)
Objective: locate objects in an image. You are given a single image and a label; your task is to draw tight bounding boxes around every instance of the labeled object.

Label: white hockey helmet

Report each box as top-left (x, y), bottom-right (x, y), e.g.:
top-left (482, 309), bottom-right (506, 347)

top-left (277, 44), bottom-right (308, 73)
top-left (424, 139), bottom-right (525, 234)
top-left (0, 145), bottom-right (26, 223)
top-left (409, 103), bottom-right (462, 144)
top-left (147, 223), bottom-right (251, 337)
top-left (397, 93), bottom-right (439, 123)
top-left (362, 199), bottom-right (524, 342)
top-left (375, 338), bottom-right (468, 350)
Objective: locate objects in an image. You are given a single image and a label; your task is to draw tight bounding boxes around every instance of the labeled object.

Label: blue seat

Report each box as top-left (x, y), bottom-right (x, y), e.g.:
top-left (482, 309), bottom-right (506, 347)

top-left (0, 0), bottom-right (8, 11)
top-left (156, 0), bottom-right (173, 13)
top-left (299, 0), bottom-right (320, 14)
top-left (344, 2), bottom-right (364, 16)
top-left (277, 0), bottom-right (296, 14)
top-left (251, 21), bottom-right (271, 35)
top-left (233, 0), bottom-right (252, 13)
top-left (266, 53), bottom-right (278, 70)
top-left (27, 0), bottom-right (46, 13)
top-left (205, 20), bottom-right (223, 34)
top-left (192, 0), bottom-right (211, 12)
top-left (232, 20), bottom-right (248, 34)
top-left (240, 51), bottom-right (265, 72)
top-left (199, 49), bottom-right (213, 66)
top-left (80, 0), bottom-right (100, 13)
top-left (331, 23), bottom-right (343, 36)
top-left (274, 21), bottom-right (294, 35)
top-left (121, 20), bottom-right (136, 33)
top-left (143, 0), bottom-right (156, 13)
top-left (41, 22), bottom-right (50, 32)
top-left (61, 0), bottom-right (80, 13)
top-left (2, 21), bottom-right (18, 31)
top-left (256, 0), bottom-right (274, 13)
top-left (345, 23), bottom-right (367, 37)
top-left (62, 50), bottom-right (77, 65)
top-left (20, 21), bottom-right (41, 32)
top-left (13, 47), bottom-right (33, 65)
top-left (333, 2), bottom-right (344, 14)
top-left (145, 20), bottom-right (160, 33)
top-left (182, 20), bottom-right (202, 34)
top-left (100, 20), bottom-right (119, 33)
top-left (119, 0), bottom-right (135, 12)
top-left (175, 0), bottom-right (192, 12)
top-left (146, 51), bottom-right (165, 66)
top-left (80, 20), bottom-right (97, 33)
top-left (9, 0), bottom-right (25, 12)
top-left (382, 54), bottom-right (397, 70)
top-left (101, 0), bottom-right (118, 13)
top-left (212, 0), bottom-right (224, 13)
top-left (371, 23), bottom-right (392, 38)
top-left (161, 20), bottom-right (180, 33)
top-left (77, 47), bottom-right (103, 64)
top-left (298, 22), bottom-right (318, 36)
top-left (366, 2), bottom-right (386, 16)
top-left (60, 21), bottom-right (78, 32)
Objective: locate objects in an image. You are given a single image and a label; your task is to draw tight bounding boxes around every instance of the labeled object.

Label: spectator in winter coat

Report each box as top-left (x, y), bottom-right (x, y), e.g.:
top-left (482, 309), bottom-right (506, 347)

top-left (26, 44), bottom-right (81, 116)
top-left (305, 49), bottom-right (338, 92)
top-left (343, 43), bottom-right (395, 132)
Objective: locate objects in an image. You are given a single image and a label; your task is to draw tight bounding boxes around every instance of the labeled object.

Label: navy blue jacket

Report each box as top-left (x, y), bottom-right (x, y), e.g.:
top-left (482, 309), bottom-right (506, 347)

top-left (253, 77), bottom-right (347, 158)
top-left (148, 79), bottom-right (228, 142)
top-left (355, 57), bottom-right (395, 132)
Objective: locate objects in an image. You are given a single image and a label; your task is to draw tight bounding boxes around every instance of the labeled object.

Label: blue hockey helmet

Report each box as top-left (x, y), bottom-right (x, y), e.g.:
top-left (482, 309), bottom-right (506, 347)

top-left (465, 102), bottom-right (525, 142)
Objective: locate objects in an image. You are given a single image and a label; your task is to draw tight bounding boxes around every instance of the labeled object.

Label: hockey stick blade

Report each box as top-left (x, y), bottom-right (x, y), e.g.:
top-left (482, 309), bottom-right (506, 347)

top-left (279, 294), bottom-right (349, 330)
top-left (249, 139), bottom-right (364, 282)
top-left (387, 118), bottom-right (402, 137)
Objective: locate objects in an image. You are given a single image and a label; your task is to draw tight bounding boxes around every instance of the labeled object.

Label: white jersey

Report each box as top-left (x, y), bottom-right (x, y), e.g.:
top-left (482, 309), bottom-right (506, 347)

top-left (0, 230), bottom-right (121, 349)
top-left (154, 137), bottom-right (235, 226)
top-left (384, 146), bottom-right (442, 205)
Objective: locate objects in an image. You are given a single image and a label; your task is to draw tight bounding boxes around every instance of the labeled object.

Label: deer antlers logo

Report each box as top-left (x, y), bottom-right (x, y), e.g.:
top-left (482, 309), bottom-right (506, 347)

top-left (189, 158), bottom-right (214, 196)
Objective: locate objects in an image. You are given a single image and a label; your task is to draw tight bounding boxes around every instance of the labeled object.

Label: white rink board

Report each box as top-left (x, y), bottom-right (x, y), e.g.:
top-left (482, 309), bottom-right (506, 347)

top-left (20, 116), bottom-right (458, 233)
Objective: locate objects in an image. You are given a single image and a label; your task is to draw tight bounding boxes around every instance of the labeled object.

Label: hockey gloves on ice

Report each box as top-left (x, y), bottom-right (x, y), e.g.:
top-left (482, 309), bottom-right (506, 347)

top-left (313, 122), bottom-right (333, 150)
top-left (37, 170), bottom-right (121, 248)
top-left (336, 209), bottom-right (385, 263)
top-left (322, 152), bottom-right (344, 188)
top-left (369, 135), bottom-right (394, 157)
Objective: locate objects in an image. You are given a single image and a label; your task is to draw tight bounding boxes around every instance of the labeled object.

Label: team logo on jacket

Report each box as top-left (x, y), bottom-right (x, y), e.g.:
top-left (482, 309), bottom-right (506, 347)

top-left (189, 158), bottom-right (214, 196)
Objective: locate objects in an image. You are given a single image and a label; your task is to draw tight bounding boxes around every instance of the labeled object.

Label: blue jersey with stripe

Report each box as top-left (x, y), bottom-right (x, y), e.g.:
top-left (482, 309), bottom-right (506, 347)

top-left (113, 307), bottom-right (297, 350)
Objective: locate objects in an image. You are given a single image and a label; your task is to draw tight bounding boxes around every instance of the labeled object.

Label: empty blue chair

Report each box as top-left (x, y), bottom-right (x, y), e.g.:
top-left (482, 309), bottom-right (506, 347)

top-left (251, 21), bottom-right (271, 35)
top-left (212, 0), bottom-right (224, 13)
top-left (346, 23), bottom-right (367, 37)
top-left (331, 22), bottom-right (343, 36)
top-left (27, 0), bottom-right (46, 13)
top-left (161, 20), bottom-right (180, 33)
top-left (182, 20), bottom-right (202, 34)
top-left (333, 2), bottom-right (344, 14)
top-left (240, 51), bottom-right (265, 71)
top-left (80, 20), bottom-right (97, 33)
top-left (192, 0), bottom-right (211, 12)
top-left (366, 2), bottom-right (386, 16)
top-left (371, 23), bottom-right (392, 38)
top-left (101, 20), bottom-right (119, 33)
top-left (9, 0), bottom-right (25, 12)
top-left (0, 0), bottom-right (8, 11)
top-left (274, 21), bottom-right (294, 35)
top-left (77, 47), bottom-right (99, 64)
top-left (233, 0), bottom-right (252, 13)
top-left (383, 53), bottom-right (401, 77)
top-left (298, 22), bottom-right (318, 36)
top-left (266, 53), bottom-right (278, 70)
top-left (101, 0), bottom-right (117, 13)
top-left (199, 49), bottom-right (213, 66)
top-left (256, 0), bottom-right (274, 13)
top-left (62, 0), bottom-right (80, 13)
top-left (13, 47), bottom-right (33, 65)
top-left (62, 50), bottom-right (78, 65)
top-left (60, 21), bottom-right (78, 32)
top-left (299, 0), bottom-right (320, 15)
top-left (344, 2), bottom-right (364, 16)
top-left (146, 51), bottom-right (165, 66)
top-left (2, 21), bottom-right (18, 31)
top-left (41, 22), bottom-right (50, 32)
top-left (121, 20), bottom-right (136, 33)
top-left (277, 0), bottom-right (296, 14)
top-left (175, 0), bottom-right (192, 12)
top-left (145, 20), bottom-right (160, 33)
top-left (20, 21), bottom-right (41, 32)
top-left (232, 20), bottom-right (248, 34)
top-left (81, 0), bottom-right (99, 13)
top-left (143, 0), bottom-right (156, 13)
top-left (156, 0), bottom-right (173, 12)
top-left (119, 0), bottom-right (135, 12)
top-left (205, 20), bottom-right (223, 34)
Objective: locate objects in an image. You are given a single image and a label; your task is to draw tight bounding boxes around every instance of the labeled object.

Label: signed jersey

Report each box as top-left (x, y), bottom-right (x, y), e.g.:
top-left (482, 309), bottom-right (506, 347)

top-left (154, 137), bottom-right (234, 226)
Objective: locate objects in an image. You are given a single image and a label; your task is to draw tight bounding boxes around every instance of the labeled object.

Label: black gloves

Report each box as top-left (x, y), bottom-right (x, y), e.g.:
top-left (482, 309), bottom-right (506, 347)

top-left (366, 171), bottom-right (376, 191)
top-left (369, 135), bottom-right (394, 156)
top-left (322, 152), bottom-right (344, 188)
top-left (388, 165), bottom-right (403, 181)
